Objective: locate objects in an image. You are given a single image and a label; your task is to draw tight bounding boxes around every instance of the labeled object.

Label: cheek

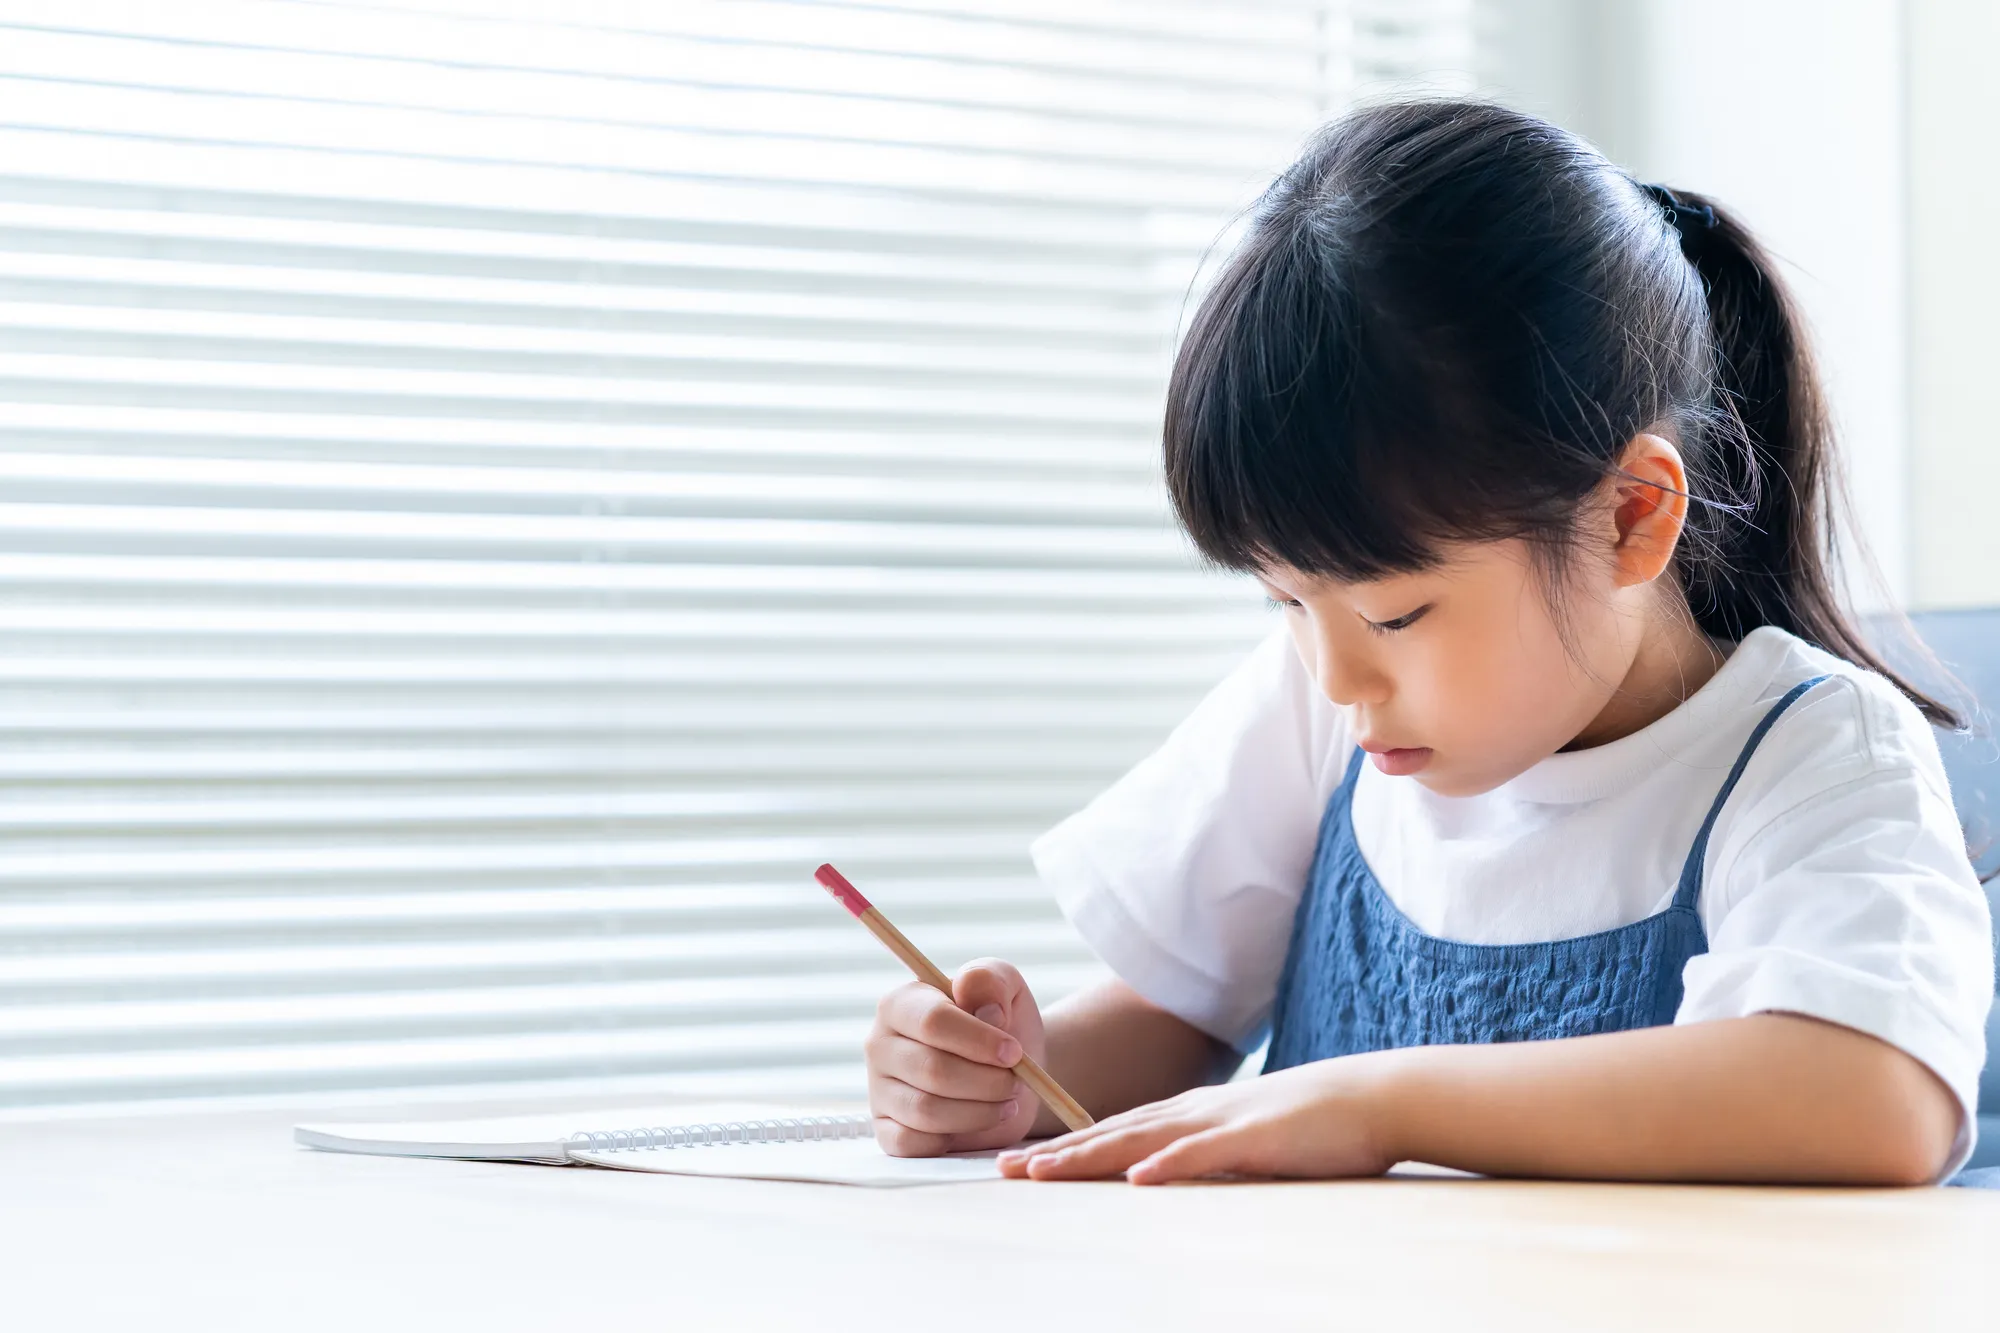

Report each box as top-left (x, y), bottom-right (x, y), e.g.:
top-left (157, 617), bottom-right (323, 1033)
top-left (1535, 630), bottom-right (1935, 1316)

top-left (1485, 625), bottom-right (1592, 720)
top-left (1282, 611), bottom-right (1317, 677)
top-left (1421, 638), bottom-right (1565, 736)
top-left (1420, 584), bottom-right (1592, 749)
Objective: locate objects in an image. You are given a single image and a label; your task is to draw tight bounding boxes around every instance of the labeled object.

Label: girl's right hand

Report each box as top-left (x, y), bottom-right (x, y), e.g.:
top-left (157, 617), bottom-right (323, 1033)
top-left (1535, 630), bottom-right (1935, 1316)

top-left (864, 957), bottom-right (1047, 1156)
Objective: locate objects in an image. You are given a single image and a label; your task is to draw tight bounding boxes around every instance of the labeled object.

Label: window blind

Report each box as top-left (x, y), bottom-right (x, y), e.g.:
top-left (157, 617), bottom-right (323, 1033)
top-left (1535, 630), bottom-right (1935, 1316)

top-left (0, 0), bottom-right (1483, 1115)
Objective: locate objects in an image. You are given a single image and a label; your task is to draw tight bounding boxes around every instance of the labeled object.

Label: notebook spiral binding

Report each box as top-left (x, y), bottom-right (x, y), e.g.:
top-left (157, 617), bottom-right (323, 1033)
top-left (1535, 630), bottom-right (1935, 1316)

top-left (566, 1114), bottom-right (872, 1153)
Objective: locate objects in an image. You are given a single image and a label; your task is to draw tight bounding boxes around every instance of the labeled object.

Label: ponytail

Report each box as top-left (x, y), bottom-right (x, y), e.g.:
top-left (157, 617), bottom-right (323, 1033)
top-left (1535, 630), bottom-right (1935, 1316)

top-left (1657, 187), bottom-right (1962, 729)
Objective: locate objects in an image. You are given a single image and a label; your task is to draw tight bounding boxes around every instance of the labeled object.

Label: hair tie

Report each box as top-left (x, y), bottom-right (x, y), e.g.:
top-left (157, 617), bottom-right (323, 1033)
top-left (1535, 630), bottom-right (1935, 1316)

top-left (1641, 182), bottom-right (1716, 254)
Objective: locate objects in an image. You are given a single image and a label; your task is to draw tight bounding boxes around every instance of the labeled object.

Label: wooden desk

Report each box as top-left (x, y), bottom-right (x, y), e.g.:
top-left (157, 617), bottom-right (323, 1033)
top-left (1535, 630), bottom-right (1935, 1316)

top-left (2, 1096), bottom-right (1993, 1331)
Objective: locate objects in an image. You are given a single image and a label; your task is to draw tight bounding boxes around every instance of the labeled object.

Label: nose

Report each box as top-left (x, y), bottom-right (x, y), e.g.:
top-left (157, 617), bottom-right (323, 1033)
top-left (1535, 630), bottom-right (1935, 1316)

top-left (1311, 630), bottom-right (1390, 709)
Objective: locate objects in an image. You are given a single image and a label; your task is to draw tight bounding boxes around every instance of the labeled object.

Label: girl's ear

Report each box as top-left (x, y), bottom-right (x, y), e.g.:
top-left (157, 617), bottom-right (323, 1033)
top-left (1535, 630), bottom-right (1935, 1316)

top-left (1606, 434), bottom-right (1690, 588)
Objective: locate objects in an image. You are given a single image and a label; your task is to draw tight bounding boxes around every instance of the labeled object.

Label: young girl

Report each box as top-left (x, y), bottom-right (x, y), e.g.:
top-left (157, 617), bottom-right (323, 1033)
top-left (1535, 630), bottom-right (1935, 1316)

top-left (863, 101), bottom-right (1995, 1185)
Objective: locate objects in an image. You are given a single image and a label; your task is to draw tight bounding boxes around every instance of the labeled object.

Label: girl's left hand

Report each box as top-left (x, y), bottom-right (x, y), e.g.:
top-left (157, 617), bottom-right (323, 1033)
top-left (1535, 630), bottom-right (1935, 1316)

top-left (995, 1056), bottom-right (1404, 1184)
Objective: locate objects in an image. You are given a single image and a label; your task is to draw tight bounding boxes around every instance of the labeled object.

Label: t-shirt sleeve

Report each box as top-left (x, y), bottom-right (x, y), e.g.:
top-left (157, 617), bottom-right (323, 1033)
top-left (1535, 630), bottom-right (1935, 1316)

top-left (1682, 678), bottom-right (1996, 1180)
top-left (1031, 628), bottom-right (1350, 1050)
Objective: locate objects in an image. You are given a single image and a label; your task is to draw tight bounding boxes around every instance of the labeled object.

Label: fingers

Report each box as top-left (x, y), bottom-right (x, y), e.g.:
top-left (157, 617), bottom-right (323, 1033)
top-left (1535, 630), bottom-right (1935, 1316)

top-left (1026, 1122), bottom-right (1187, 1180)
top-left (997, 1109), bottom-right (1191, 1181)
top-left (867, 1033), bottom-right (1021, 1102)
top-left (995, 1118), bottom-right (1107, 1176)
top-left (998, 1093), bottom-right (1157, 1166)
top-left (873, 1116), bottom-right (951, 1159)
top-left (864, 964), bottom-right (1047, 1158)
top-left (952, 958), bottom-right (1028, 1030)
top-left (874, 1076), bottom-right (1021, 1136)
top-left (997, 1122), bottom-right (1102, 1173)
top-left (866, 1017), bottom-right (1025, 1157)
top-left (1127, 1127), bottom-right (1239, 1185)
top-left (875, 983), bottom-right (1021, 1068)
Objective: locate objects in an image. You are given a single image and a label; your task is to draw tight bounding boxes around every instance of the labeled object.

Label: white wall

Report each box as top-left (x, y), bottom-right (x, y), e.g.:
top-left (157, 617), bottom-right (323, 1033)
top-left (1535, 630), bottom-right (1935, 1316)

top-left (1907, 0), bottom-right (2000, 608)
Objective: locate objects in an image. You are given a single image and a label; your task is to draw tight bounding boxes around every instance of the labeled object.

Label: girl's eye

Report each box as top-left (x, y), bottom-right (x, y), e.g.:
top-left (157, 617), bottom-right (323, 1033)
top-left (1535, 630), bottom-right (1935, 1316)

top-left (1365, 606), bottom-right (1430, 634)
top-left (1264, 595), bottom-right (1302, 611)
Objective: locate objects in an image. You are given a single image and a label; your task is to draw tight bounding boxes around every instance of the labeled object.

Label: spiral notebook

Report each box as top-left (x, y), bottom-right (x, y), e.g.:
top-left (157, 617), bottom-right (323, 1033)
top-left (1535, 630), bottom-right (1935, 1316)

top-left (294, 1103), bottom-right (1004, 1187)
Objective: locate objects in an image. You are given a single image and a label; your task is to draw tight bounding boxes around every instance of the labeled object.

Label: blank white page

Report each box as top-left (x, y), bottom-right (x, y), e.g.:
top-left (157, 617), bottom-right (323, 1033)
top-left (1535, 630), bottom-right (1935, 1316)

top-left (294, 1103), bottom-right (829, 1163)
top-left (567, 1138), bottom-right (1003, 1187)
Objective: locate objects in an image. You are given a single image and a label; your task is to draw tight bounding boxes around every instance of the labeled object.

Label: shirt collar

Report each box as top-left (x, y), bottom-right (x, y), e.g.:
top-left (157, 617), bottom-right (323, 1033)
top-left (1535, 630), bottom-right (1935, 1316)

top-left (1494, 627), bottom-right (1796, 805)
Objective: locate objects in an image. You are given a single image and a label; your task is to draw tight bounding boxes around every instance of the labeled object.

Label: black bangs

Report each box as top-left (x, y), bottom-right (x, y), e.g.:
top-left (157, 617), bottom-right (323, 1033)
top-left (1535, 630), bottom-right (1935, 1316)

top-left (1162, 190), bottom-right (1588, 583)
top-left (1164, 101), bottom-right (1676, 585)
top-left (1162, 220), bottom-right (1433, 582)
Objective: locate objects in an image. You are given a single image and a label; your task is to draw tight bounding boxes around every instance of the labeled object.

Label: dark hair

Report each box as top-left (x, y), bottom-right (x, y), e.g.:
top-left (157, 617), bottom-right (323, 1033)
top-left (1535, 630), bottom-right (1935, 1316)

top-left (1165, 100), bottom-right (1958, 728)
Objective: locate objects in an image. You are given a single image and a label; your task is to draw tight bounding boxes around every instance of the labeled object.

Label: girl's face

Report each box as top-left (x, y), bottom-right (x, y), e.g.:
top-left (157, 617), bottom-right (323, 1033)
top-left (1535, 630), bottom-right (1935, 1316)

top-left (1257, 438), bottom-right (1700, 798)
top-left (1260, 543), bottom-right (1637, 797)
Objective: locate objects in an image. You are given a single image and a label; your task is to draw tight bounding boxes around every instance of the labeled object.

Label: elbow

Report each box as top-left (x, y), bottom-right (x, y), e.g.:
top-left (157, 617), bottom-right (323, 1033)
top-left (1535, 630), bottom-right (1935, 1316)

top-left (1836, 1052), bottom-right (1962, 1187)
top-left (1850, 1134), bottom-right (1951, 1189)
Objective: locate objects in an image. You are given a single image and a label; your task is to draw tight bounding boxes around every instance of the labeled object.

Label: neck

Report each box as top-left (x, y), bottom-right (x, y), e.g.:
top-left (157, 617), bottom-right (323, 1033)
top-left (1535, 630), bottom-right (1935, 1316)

top-left (1565, 598), bottom-right (1728, 751)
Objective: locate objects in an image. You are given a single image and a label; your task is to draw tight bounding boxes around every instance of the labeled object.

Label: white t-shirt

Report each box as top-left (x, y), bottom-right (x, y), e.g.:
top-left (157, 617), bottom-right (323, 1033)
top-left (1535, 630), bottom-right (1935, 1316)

top-left (1032, 625), bottom-right (1995, 1178)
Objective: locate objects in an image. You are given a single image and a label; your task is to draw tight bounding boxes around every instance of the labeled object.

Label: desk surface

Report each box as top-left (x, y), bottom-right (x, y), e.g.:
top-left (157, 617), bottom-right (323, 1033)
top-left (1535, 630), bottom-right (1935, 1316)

top-left (3, 1094), bottom-right (1994, 1332)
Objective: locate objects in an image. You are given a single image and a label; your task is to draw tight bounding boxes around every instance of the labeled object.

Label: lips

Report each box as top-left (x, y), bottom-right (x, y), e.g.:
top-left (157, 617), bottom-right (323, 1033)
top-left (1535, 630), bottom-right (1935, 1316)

top-left (1357, 739), bottom-right (1432, 777)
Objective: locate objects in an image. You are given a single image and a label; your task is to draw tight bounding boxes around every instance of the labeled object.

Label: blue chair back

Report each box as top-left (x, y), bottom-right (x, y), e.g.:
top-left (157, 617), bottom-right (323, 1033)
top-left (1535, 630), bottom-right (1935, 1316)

top-left (1887, 610), bottom-right (2000, 1167)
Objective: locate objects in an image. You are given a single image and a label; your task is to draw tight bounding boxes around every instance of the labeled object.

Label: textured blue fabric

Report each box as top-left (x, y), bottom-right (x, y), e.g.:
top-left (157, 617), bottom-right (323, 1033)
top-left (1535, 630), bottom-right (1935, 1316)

top-left (1265, 676), bottom-right (1831, 1071)
top-left (1947, 1166), bottom-right (2000, 1189)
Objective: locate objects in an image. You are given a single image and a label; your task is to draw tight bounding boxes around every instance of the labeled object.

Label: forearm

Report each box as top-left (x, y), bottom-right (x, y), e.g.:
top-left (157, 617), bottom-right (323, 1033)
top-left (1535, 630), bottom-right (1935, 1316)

top-left (1033, 977), bottom-right (1239, 1136)
top-left (1369, 1013), bottom-right (1961, 1185)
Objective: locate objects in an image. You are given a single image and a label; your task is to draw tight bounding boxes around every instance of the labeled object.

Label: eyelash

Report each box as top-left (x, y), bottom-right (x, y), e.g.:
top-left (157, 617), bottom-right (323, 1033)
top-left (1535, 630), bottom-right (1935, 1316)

top-left (1366, 607), bottom-right (1429, 635)
top-left (1264, 598), bottom-right (1429, 634)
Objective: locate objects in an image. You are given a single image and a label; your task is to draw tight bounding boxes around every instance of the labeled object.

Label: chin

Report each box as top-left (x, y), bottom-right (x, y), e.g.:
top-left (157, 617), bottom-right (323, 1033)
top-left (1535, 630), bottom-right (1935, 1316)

top-left (1411, 772), bottom-right (1468, 798)
top-left (1409, 760), bottom-right (1511, 800)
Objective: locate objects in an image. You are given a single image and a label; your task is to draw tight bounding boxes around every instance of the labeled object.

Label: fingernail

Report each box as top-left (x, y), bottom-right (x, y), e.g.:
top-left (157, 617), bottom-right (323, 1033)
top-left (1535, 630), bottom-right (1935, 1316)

top-left (1000, 1099), bottom-right (1020, 1119)
top-left (974, 1004), bottom-right (1003, 1026)
top-left (994, 1037), bottom-right (1021, 1065)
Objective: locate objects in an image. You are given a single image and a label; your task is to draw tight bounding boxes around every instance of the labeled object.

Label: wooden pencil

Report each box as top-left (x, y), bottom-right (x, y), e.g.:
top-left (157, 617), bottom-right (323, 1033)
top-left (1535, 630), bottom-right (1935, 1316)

top-left (814, 862), bottom-right (1095, 1133)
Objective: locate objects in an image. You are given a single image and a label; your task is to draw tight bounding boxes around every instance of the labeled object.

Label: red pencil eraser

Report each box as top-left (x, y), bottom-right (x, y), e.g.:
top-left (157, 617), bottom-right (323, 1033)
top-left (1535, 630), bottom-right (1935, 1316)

top-left (814, 863), bottom-right (872, 918)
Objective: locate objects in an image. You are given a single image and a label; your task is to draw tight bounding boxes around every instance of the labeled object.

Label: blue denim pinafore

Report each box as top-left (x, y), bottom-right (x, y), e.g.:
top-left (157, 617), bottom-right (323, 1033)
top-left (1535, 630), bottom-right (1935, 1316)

top-left (1264, 675), bottom-right (1830, 1069)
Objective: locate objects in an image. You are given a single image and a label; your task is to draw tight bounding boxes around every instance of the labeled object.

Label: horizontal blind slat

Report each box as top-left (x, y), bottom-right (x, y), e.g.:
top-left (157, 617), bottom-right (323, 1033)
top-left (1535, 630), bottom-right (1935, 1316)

top-left (0, 0), bottom-right (1483, 1112)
